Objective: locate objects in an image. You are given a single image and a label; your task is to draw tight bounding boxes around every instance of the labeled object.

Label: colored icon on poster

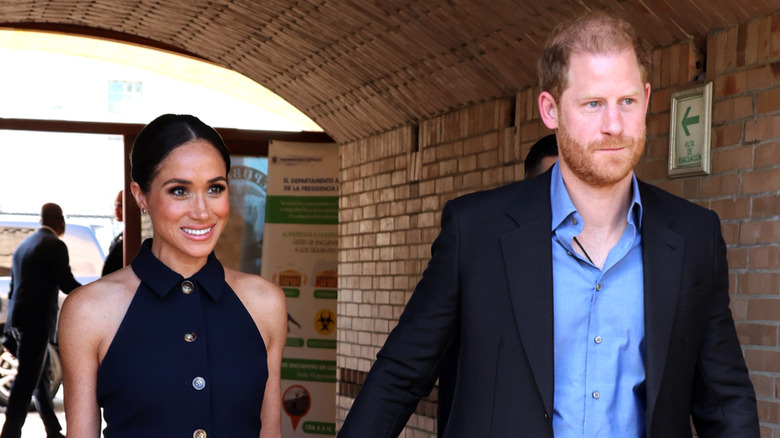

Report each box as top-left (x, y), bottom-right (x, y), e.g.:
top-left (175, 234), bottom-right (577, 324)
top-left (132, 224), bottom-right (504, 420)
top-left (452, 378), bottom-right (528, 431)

top-left (283, 384), bottom-right (312, 430)
top-left (313, 308), bottom-right (337, 335)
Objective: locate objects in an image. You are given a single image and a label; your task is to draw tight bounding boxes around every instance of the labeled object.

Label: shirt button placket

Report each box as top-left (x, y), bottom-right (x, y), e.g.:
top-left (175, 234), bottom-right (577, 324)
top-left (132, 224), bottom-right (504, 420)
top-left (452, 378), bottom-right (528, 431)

top-left (181, 280), bottom-right (195, 295)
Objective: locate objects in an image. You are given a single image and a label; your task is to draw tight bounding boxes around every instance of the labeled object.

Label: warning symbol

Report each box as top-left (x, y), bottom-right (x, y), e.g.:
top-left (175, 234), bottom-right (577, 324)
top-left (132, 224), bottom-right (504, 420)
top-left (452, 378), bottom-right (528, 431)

top-left (313, 308), bottom-right (336, 335)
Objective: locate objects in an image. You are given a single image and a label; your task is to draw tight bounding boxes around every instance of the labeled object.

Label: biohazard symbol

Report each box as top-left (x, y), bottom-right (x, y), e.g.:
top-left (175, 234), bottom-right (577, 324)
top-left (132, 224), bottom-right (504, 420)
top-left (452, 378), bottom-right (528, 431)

top-left (313, 308), bottom-right (336, 335)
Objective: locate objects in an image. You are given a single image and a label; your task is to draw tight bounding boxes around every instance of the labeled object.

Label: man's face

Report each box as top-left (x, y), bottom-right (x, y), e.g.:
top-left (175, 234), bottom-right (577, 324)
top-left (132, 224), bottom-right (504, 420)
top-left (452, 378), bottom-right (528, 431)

top-left (554, 49), bottom-right (650, 188)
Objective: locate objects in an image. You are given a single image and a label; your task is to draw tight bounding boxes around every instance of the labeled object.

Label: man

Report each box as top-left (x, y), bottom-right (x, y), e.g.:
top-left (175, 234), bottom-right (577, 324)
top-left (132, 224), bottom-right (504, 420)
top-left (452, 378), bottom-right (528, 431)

top-left (525, 133), bottom-right (558, 179)
top-left (2, 203), bottom-right (80, 438)
top-left (436, 132), bottom-right (559, 434)
top-left (339, 12), bottom-right (758, 438)
top-left (101, 190), bottom-right (124, 276)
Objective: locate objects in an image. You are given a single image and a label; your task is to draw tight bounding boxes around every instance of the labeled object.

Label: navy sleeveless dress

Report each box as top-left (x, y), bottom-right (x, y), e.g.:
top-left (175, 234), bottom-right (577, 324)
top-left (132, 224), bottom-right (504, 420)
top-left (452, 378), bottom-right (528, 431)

top-left (97, 239), bottom-right (268, 437)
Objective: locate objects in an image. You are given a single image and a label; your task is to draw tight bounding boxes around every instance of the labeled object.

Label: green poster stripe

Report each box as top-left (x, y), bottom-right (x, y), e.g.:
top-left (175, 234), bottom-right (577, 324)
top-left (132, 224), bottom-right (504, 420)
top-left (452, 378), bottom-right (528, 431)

top-left (283, 288), bottom-right (300, 297)
top-left (313, 289), bottom-right (338, 299)
top-left (286, 337), bottom-right (304, 347)
top-left (266, 196), bottom-right (339, 224)
top-left (307, 339), bottom-right (337, 349)
top-left (281, 358), bottom-right (337, 382)
top-left (302, 422), bottom-right (336, 435)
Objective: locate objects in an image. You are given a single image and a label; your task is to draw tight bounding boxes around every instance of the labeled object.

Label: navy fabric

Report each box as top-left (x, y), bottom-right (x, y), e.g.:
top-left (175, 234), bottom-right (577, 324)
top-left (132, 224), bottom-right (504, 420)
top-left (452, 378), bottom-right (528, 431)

top-left (97, 239), bottom-right (268, 437)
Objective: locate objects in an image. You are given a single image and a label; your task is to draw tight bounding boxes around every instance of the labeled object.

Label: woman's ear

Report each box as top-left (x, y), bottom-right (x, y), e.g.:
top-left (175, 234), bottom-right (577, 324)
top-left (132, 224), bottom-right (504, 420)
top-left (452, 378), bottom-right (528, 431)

top-left (538, 91), bottom-right (559, 130)
top-left (129, 182), bottom-right (146, 212)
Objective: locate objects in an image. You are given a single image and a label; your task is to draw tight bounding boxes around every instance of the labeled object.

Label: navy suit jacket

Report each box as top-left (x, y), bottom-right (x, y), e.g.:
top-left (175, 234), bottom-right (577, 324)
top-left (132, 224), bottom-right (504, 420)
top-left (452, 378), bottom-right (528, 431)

top-left (7, 227), bottom-right (80, 338)
top-left (339, 171), bottom-right (759, 437)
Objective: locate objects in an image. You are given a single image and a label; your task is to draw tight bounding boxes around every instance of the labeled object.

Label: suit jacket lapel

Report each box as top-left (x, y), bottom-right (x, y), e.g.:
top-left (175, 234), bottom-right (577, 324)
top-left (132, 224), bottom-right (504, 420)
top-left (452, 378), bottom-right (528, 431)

top-left (501, 175), bottom-right (555, 417)
top-left (639, 183), bottom-right (685, 425)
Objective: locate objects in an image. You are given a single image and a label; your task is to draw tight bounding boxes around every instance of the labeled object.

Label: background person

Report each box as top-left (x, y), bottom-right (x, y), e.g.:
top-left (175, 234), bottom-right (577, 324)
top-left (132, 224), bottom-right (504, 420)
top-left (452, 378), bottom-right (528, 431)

top-left (101, 190), bottom-right (125, 276)
top-left (2, 203), bottom-right (78, 438)
top-left (524, 133), bottom-right (558, 179)
top-left (339, 12), bottom-right (758, 437)
top-left (58, 114), bottom-right (287, 438)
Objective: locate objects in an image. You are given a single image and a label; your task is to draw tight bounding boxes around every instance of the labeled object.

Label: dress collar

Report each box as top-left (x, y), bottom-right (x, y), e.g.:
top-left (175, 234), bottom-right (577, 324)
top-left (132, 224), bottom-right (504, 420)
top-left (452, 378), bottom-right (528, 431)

top-left (130, 238), bottom-right (224, 301)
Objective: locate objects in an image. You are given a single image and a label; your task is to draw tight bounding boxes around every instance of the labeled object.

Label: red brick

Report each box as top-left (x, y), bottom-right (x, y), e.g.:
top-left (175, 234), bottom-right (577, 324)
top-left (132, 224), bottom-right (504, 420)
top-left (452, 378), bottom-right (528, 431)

top-left (711, 145), bottom-right (754, 172)
top-left (737, 272), bottom-right (780, 295)
top-left (713, 96), bottom-right (754, 123)
top-left (751, 373), bottom-right (775, 399)
top-left (746, 115), bottom-right (780, 142)
top-left (711, 197), bottom-right (751, 221)
top-left (727, 247), bottom-right (748, 270)
top-left (756, 398), bottom-right (780, 424)
top-left (701, 173), bottom-right (741, 197)
top-left (741, 220), bottom-right (780, 244)
top-left (756, 87), bottom-right (780, 115)
top-left (747, 349), bottom-right (780, 375)
top-left (755, 141), bottom-right (780, 168)
top-left (752, 194), bottom-right (780, 218)
top-left (649, 87), bottom-right (671, 114)
top-left (746, 62), bottom-right (780, 89)
top-left (714, 71), bottom-right (747, 98)
top-left (721, 222), bottom-right (740, 246)
top-left (712, 122), bottom-right (744, 148)
top-left (744, 167), bottom-right (780, 193)
top-left (750, 246), bottom-right (780, 270)
top-left (736, 322), bottom-right (777, 346)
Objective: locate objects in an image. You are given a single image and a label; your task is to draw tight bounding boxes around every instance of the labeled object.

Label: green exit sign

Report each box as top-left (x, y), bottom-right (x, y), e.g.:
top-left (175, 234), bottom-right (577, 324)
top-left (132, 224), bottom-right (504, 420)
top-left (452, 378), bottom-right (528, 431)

top-left (668, 82), bottom-right (712, 178)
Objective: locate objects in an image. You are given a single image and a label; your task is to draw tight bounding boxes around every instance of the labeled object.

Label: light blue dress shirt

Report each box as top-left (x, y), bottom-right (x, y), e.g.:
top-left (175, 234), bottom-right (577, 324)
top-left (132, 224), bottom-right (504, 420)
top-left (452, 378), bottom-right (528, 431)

top-left (549, 163), bottom-right (646, 437)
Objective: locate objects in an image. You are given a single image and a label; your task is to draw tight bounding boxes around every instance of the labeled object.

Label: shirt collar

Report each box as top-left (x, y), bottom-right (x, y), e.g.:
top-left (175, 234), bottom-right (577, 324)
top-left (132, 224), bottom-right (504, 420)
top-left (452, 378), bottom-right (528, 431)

top-left (130, 238), bottom-right (224, 301)
top-left (550, 162), bottom-right (643, 232)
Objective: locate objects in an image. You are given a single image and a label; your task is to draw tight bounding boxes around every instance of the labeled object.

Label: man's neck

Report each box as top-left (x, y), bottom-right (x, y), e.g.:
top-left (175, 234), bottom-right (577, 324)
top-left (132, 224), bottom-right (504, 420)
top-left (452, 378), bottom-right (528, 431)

top-left (559, 165), bottom-right (634, 268)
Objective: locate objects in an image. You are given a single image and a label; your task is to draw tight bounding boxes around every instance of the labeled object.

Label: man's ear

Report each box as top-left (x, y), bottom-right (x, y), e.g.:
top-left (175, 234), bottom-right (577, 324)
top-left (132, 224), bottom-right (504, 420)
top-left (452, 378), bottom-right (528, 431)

top-left (538, 91), bottom-right (559, 130)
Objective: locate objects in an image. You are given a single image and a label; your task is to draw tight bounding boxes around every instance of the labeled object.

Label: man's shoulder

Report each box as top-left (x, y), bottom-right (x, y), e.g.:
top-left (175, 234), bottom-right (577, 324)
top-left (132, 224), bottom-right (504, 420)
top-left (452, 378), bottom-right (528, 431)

top-left (638, 180), bottom-right (718, 223)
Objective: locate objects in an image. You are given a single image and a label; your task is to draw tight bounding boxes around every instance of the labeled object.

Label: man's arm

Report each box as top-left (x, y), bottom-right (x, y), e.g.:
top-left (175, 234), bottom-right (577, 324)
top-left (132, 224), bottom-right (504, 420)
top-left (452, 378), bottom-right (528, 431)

top-left (51, 239), bottom-right (81, 294)
top-left (690, 213), bottom-right (759, 437)
top-left (339, 200), bottom-right (463, 437)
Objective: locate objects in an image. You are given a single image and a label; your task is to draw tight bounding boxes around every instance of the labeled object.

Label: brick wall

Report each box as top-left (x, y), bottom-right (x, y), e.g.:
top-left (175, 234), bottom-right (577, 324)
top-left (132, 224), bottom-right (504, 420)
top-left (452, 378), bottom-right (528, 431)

top-left (337, 12), bottom-right (780, 437)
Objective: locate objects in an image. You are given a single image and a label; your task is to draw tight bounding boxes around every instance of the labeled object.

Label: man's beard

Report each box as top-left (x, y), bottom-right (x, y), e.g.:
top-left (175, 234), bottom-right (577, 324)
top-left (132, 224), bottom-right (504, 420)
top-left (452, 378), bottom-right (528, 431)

top-left (557, 122), bottom-right (645, 188)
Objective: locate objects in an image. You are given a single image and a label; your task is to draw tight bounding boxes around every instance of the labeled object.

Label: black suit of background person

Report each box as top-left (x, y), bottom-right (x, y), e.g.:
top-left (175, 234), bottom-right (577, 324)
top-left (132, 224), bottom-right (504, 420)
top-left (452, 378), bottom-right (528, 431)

top-left (101, 190), bottom-right (124, 276)
top-left (2, 203), bottom-right (79, 438)
top-left (435, 133), bottom-right (559, 435)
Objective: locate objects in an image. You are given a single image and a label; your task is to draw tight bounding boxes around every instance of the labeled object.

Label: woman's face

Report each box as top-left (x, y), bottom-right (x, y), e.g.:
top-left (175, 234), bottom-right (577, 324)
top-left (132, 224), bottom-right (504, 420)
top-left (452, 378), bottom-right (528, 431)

top-left (134, 139), bottom-right (229, 270)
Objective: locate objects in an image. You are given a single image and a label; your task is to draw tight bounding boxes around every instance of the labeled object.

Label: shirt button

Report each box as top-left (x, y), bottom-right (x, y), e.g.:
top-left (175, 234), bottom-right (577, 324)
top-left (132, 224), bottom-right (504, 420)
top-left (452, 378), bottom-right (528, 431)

top-left (592, 391), bottom-right (600, 399)
top-left (570, 217), bottom-right (577, 225)
top-left (184, 332), bottom-right (197, 342)
top-left (595, 283), bottom-right (602, 291)
top-left (192, 377), bottom-right (206, 390)
top-left (193, 430), bottom-right (207, 438)
top-left (594, 336), bottom-right (602, 344)
top-left (181, 280), bottom-right (194, 294)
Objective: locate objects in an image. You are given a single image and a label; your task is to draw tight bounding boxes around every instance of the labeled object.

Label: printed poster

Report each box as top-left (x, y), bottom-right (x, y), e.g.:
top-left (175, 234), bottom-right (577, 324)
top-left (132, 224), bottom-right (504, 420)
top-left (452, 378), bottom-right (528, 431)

top-left (214, 156), bottom-right (268, 274)
top-left (261, 140), bottom-right (339, 436)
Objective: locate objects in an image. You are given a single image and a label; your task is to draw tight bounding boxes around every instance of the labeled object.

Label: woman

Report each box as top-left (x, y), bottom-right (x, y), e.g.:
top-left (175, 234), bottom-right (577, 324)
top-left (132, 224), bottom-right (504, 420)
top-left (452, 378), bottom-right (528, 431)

top-left (59, 114), bottom-right (286, 437)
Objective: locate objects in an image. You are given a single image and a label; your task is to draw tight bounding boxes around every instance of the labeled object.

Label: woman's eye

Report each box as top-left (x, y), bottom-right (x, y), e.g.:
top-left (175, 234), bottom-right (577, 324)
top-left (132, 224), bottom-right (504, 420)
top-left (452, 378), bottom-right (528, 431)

top-left (170, 187), bottom-right (188, 197)
top-left (209, 184), bottom-right (227, 195)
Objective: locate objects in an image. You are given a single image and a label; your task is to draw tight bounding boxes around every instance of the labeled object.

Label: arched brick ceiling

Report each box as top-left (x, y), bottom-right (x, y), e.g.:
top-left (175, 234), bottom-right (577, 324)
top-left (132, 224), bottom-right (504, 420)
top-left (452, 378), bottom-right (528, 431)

top-left (1, 0), bottom-right (778, 143)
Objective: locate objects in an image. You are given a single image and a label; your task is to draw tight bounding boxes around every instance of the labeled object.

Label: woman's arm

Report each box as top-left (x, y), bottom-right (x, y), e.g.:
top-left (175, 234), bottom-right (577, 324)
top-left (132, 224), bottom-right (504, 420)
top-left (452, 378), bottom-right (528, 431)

top-left (58, 286), bottom-right (103, 438)
top-left (230, 271), bottom-right (287, 438)
top-left (259, 284), bottom-right (286, 438)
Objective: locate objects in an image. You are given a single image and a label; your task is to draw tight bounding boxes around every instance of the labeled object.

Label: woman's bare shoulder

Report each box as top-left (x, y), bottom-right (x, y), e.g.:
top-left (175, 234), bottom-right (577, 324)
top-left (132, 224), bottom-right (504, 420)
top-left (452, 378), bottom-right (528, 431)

top-left (225, 268), bottom-right (285, 304)
top-left (61, 267), bottom-right (139, 327)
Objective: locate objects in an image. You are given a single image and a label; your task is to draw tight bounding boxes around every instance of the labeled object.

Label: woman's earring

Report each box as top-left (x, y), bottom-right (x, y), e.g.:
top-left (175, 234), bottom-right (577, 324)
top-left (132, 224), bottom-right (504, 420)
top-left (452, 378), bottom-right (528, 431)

top-left (142, 208), bottom-right (147, 214)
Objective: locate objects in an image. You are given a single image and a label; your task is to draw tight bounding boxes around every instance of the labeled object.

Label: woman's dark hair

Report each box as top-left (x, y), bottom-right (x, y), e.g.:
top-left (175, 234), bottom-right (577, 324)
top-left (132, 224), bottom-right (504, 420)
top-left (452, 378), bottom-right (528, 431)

top-left (131, 114), bottom-right (231, 192)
